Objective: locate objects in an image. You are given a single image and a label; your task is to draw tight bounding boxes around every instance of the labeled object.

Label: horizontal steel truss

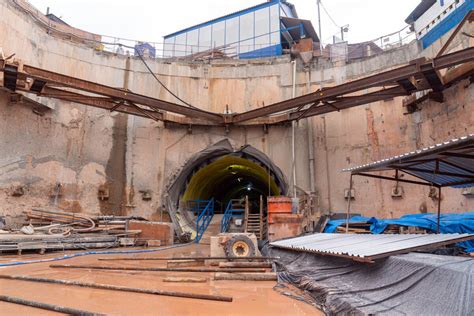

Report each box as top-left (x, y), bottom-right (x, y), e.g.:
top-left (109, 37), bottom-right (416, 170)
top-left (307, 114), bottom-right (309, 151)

top-left (0, 47), bottom-right (473, 126)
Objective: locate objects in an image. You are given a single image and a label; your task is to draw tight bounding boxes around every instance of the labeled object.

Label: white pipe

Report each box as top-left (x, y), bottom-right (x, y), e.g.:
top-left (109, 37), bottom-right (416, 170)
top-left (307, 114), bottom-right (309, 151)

top-left (306, 70), bottom-right (316, 194)
top-left (291, 60), bottom-right (297, 198)
top-left (317, 0), bottom-right (323, 51)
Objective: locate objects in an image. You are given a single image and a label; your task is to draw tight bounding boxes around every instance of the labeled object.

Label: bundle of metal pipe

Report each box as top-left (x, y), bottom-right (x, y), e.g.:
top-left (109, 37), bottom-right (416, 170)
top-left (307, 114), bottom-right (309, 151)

top-left (0, 235), bottom-right (120, 253)
top-left (0, 208), bottom-right (153, 254)
top-left (25, 208), bottom-right (96, 232)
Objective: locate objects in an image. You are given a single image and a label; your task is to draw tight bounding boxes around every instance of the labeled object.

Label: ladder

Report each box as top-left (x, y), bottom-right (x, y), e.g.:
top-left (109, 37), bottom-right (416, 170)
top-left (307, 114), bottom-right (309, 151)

top-left (244, 195), bottom-right (267, 240)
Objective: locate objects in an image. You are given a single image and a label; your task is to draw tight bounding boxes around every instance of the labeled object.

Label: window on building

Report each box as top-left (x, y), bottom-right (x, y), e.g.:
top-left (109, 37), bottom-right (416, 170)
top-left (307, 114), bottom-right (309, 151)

top-left (225, 17), bottom-right (239, 55)
top-left (187, 29), bottom-right (199, 55)
top-left (175, 33), bottom-right (186, 56)
top-left (255, 7), bottom-right (270, 50)
top-left (199, 25), bottom-right (212, 52)
top-left (212, 21), bottom-right (225, 49)
top-left (270, 4), bottom-right (280, 46)
top-left (164, 37), bottom-right (174, 57)
top-left (240, 12), bottom-right (255, 53)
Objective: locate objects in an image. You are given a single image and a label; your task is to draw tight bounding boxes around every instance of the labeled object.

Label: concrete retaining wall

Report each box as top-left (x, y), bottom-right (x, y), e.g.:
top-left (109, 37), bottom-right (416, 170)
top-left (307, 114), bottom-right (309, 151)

top-left (0, 0), bottom-right (472, 221)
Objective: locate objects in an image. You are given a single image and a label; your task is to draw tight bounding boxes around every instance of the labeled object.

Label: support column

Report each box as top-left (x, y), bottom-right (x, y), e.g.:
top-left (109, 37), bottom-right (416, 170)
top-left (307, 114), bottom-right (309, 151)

top-left (345, 174), bottom-right (353, 233)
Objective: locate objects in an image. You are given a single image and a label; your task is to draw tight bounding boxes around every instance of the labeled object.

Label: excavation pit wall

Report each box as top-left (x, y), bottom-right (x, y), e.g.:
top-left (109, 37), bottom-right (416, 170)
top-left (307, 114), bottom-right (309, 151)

top-left (0, 0), bottom-right (473, 223)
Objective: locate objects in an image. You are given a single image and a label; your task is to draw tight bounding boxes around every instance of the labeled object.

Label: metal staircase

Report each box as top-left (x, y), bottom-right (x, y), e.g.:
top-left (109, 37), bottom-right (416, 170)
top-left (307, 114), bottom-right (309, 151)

top-left (193, 199), bottom-right (214, 243)
top-left (245, 195), bottom-right (267, 240)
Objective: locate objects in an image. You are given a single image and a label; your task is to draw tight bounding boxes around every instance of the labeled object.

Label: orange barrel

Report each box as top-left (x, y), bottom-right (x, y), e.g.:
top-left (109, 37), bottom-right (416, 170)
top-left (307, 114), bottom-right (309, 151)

top-left (267, 196), bottom-right (293, 224)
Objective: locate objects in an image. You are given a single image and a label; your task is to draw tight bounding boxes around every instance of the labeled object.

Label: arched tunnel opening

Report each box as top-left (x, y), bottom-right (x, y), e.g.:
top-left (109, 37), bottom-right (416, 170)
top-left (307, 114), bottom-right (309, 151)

top-left (182, 155), bottom-right (281, 214)
top-left (166, 141), bottom-right (288, 237)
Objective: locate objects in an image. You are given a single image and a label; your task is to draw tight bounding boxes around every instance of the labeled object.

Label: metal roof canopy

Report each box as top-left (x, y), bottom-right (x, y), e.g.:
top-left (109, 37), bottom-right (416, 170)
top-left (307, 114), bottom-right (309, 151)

top-left (280, 17), bottom-right (319, 42)
top-left (343, 134), bottom-right (474, 233)
top-left (271, 233), bottom-right (474, 263)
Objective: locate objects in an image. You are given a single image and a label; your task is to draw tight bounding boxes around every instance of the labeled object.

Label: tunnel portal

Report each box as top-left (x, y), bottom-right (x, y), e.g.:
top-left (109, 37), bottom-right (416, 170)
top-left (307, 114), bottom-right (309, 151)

top-left (182, 155), bottom-right (281, 213)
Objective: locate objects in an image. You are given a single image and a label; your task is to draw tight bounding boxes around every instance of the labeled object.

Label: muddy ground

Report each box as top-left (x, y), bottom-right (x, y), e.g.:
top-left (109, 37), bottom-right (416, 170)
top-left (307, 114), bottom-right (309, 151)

top-left (0, 243), bottom-right (322, 315)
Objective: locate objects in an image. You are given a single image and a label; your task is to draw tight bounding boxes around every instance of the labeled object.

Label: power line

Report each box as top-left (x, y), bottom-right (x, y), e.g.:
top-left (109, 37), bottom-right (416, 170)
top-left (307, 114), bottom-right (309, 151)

top-left (134, 49), bottom-right (199, 109)
top-left (320, 1), bottom-right (340, 28)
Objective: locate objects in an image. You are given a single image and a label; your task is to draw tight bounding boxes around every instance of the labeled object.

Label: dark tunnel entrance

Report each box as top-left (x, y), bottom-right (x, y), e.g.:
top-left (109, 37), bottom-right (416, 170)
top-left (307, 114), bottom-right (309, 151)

top-left (182, 155), bottom-right (281, 213)
top-left (165, 140), bottom-right (288, 237)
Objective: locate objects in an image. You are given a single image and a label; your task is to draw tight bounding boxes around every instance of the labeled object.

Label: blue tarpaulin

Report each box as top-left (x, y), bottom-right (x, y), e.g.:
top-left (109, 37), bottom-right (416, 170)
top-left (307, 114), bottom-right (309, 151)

top-left (324, 213), bottom-right (474, 252)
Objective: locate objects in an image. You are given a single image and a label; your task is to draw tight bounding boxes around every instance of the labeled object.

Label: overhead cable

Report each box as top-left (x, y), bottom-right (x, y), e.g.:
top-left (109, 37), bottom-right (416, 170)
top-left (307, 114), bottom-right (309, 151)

top-left (320, 1), bottom-right (340, 28)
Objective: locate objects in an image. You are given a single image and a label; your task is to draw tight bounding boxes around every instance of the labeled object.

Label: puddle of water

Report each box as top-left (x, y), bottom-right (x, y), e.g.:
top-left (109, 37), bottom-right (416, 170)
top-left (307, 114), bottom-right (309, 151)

top-left (0, 244), bottom-right (322, 315)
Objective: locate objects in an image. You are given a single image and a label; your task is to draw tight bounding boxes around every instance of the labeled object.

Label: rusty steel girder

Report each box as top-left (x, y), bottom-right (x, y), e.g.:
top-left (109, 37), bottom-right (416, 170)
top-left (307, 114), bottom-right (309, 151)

top-left (232, 47), bottom-right (474, 123)
top-left (0, 46), bottom-right (473, 126)
top-left (21, 64), bottom-right (223, 123)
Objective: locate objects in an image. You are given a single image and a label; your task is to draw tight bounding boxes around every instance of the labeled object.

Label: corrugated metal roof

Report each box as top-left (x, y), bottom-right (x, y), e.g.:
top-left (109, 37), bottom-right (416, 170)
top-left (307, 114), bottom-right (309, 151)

top-left (344, 134), bottom-right (474, 188)
top-left (271, 233), bottom-right (474, 262)
top-left (280, 17), bottom-right (319, 42)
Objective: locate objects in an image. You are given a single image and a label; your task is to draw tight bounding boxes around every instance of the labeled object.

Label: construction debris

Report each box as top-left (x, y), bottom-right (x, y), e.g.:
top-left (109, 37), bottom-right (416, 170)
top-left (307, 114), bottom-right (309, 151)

top-left (0, 208), bottom-right (168, 254)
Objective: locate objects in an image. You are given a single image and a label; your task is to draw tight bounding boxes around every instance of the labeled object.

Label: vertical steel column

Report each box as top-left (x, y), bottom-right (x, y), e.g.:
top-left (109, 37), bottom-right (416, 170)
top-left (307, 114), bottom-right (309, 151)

top-left (345, 174), bottom-right (353, 233)
top-left (437, 186), bottom-right (442, 234)
top-left (291, 60), bottom-right (297, 198)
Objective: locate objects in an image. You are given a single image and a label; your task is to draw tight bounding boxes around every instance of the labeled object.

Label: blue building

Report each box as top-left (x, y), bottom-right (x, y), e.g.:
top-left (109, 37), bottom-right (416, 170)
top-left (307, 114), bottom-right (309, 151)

top-left (405, 0), bottom-right (474, 49)
top-left (163, 0), bottom-right (319, 59)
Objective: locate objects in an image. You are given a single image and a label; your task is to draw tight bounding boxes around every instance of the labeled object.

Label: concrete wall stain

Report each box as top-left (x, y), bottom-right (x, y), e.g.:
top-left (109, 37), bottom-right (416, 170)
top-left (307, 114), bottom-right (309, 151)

top-left (100, 113), bottom-right (128, 216)
top-left (0, 1), bottom-right (472, 220)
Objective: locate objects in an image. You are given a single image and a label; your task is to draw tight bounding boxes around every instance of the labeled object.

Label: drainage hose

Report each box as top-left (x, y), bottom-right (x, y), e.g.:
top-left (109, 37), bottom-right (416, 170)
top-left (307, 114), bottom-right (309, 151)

top-left (0, 243), bottom-right (192, 268)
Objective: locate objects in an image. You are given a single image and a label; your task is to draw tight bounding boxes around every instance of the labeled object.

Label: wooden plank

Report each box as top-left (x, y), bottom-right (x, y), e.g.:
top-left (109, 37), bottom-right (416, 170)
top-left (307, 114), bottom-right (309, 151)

top-left (214, 272), bottom-right (277, 281)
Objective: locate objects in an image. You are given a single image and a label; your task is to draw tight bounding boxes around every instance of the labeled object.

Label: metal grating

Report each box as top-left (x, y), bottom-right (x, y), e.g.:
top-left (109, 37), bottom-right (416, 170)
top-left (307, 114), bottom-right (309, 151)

top-left (271, 233), bottom-right (474, 262)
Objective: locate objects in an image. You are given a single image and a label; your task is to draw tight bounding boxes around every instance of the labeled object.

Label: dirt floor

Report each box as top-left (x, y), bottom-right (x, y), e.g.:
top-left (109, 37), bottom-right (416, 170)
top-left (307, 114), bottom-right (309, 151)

top-left (0, 243), bottom-right (322, 315)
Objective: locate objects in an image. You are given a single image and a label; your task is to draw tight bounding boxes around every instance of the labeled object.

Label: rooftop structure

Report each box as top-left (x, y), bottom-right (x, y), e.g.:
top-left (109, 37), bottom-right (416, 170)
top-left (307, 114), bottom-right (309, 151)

top-left (405, 0), bottom-right (474, 48)
top-left (163, 0), bottom-right (318, 59)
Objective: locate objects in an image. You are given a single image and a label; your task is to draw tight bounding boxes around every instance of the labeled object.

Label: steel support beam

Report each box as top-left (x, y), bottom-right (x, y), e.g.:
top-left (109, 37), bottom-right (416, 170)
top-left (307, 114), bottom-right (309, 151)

top-left (289, 86), bottom-right (407, 120)
top-left (20, 64), bottom-right (223, 122)
top-left (36, 86), bottom-right (164, 120)
top-left (232, 47), bottom-right (474, 123)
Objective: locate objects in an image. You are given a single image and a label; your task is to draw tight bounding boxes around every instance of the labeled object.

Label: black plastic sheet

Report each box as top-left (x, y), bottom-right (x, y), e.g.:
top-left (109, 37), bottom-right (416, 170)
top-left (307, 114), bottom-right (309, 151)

top-left (265, 246), bottom-right (474, 315)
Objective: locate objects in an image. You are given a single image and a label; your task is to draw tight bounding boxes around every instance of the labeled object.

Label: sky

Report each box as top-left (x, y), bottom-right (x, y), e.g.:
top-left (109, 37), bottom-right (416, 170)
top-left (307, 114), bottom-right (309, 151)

top-left (28, 0), bottom-right (417, 45)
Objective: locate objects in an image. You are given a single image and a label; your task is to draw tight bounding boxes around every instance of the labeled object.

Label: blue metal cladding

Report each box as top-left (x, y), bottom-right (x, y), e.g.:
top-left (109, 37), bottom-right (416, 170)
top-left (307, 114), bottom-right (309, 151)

top-left (163, 1), bottom-right (283, 59)
top-left (239, 44), bottom-right (282, 59)
top-left (421, 0), bottom-right (474, 48)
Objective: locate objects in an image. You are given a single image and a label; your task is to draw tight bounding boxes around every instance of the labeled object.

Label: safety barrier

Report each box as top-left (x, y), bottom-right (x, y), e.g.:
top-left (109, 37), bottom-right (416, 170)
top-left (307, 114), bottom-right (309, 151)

top-left (221, 200), bottom-right (245, 233)
top-left (195, 199), bottom-right (215, 243)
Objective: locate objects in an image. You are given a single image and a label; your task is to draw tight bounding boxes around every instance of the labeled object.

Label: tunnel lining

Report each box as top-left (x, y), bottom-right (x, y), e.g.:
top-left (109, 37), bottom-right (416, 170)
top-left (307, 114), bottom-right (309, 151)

top-left (182, 155), bottom-right (281, 211)
top-left (165, 139), bottom-right (288, 217)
